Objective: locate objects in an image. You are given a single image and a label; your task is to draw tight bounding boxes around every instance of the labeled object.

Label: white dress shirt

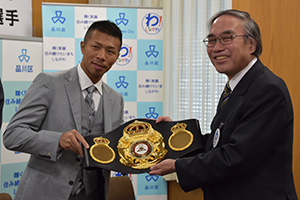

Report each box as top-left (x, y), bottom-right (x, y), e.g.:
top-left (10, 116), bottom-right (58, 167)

top-left (228, 57), bottom-right (257, 91)
top-left (77, 64), bottom-right (102, 111)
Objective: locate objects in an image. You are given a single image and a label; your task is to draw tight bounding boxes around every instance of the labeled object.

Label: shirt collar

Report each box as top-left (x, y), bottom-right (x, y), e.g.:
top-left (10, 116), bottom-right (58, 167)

top-left (228, 57), bottom-right (257, 91)
top-left (77, 64), bottom-right (103, 95)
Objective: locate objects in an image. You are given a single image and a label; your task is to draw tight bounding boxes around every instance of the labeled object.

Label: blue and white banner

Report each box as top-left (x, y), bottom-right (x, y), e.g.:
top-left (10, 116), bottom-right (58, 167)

top-left (0, 35), bottom-right (42, 197)
top-left (42, 3), bottom-right (166, 200)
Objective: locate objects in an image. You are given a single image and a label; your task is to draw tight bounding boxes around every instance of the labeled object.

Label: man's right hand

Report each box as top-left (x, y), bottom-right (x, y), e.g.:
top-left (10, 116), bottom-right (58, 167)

top-left (59, 129), bottom-right (89, 157)
top-left (156, 116), bottom-right (173, 123)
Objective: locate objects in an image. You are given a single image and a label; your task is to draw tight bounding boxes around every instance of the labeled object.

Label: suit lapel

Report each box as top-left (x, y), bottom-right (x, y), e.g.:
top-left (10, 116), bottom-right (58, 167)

top-left (207, 59), bottom-right (265, 150)
top-left (64, 67), bottom-right (83, 133)
top-left (215, 59), bottom-right (265, 119)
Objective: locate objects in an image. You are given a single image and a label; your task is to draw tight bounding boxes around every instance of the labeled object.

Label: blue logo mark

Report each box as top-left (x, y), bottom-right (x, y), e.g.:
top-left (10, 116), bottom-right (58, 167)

top-left (115, 76), bottom-right (129, 89)
top-left (145, 107), bottom-right (159, 119)
top-left (113, 172), bottom-right (130, 177)
top-left (116, 44), bottom-right (133, 66)
top-left (145, 45), bottom-right (159, 58)
top-left (145, 14), bottom-right (159, 27)
top-left (52, 11), bottom-right (66, 24)
top-left (121, 46), bottom-right (129, 57)
top-left (142, 13), bottom-right (163, 35)
top-left (145, 175), bottom-right (159, 182)
top-left (18, 49), bottom-right (30, 62)
top-left (115, 13), bottom-right (129, 26)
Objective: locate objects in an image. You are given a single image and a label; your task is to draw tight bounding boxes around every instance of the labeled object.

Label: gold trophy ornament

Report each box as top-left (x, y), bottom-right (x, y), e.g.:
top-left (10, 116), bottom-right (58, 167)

top-left (90, 137), bottom-right (116, 164)
top-left (168, 123), bottom-right (194, 151)
top-left (117, 120), bottom-right (168, 169)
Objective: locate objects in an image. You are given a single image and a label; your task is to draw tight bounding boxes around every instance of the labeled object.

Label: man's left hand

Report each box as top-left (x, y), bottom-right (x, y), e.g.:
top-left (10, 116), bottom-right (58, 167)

top-left (149, 159), bottom-right (176, 176)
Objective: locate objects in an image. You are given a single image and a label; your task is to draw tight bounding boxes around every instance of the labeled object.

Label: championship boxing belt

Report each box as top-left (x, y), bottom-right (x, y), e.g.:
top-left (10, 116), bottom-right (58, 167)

top-left (83, 118), bottom-right (204, 174)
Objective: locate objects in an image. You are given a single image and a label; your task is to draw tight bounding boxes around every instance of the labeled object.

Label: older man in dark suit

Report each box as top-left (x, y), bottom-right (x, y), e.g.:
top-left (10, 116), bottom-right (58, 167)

top-left (150, 9), bottom-right (298, 200)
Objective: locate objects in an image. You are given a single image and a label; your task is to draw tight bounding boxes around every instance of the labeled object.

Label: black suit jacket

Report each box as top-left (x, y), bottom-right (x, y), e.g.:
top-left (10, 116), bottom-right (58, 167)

top-left (175, 59), bottom-right (298, 200)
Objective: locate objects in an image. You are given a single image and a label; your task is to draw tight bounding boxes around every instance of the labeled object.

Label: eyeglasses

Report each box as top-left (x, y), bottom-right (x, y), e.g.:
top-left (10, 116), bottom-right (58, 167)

top-left (203, 34), bottom-right (248, 47)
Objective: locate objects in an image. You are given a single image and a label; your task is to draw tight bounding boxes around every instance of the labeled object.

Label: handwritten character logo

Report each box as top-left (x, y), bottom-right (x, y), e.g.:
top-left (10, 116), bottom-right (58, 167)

top-left (142, 13), bottom-right (163, 35)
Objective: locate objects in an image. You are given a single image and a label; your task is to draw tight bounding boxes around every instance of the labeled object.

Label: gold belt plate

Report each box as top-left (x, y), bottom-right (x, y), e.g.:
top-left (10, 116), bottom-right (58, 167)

top-left (117, 120), bottom-right (168, 169)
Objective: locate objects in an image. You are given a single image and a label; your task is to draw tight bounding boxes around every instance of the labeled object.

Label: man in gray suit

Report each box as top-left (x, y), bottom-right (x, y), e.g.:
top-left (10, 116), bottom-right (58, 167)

top-left (3, 20), bottom-right (124, 200)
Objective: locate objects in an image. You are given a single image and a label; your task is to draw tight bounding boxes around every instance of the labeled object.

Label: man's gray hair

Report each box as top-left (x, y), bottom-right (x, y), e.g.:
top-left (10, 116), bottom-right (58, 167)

top-left (208, 9), bottom-right (262, 57)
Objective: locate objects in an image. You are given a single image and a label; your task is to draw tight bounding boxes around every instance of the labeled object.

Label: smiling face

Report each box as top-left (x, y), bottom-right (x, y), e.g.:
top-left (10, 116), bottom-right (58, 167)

top-left (207, 15), bottom-right (256, 80)
top-left (80, 30), bottom-right (121, 83)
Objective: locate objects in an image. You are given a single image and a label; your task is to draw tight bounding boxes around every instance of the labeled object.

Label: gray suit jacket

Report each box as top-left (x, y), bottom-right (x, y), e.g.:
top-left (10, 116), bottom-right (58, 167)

top-left (3, 66), bottom-right (124, 200)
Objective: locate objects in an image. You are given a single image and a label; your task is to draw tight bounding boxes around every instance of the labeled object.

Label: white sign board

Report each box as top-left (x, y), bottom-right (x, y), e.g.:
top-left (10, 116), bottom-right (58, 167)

top-left (0, 0), bottom-right (32, 36)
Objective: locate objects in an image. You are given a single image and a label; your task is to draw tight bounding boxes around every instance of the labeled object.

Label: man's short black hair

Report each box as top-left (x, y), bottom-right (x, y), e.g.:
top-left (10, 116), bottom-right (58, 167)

top-left (83, 20), bottom-right (122, 49)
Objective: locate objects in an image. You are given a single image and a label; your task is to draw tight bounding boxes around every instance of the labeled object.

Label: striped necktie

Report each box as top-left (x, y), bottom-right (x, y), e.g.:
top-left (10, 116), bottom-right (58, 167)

top-left (220, 81), bottom-right (231, 108)
top-left (85, 85), bottom-right (96, 127)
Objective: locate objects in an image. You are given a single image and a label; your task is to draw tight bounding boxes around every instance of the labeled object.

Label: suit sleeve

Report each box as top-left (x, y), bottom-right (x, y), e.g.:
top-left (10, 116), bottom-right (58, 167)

top-left (175, 79), bottom-right (292, 191)
top-left (3, 73), bottom-right (63, 161)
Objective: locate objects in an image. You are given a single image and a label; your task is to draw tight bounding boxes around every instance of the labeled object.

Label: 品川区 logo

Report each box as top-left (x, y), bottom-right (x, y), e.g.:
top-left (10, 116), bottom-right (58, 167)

top-left (18, 49), bottom-right (30, 62)
top-left (52, 10), bottom-right (66, 24)
top-left (116, 44), bottom-right (133, 66)
top-left (145, 45), bottom-right (159, 58)
top-left (115, 13), bottom-right (129, 26)
top-left (115, 76), bottom-right (129, 89)
top-left (142, 13), bottom-right (162, 35)
top-left (145, 175), bottom-right (159, 182)
top-left (145, 107), bottom-right (159, 119)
